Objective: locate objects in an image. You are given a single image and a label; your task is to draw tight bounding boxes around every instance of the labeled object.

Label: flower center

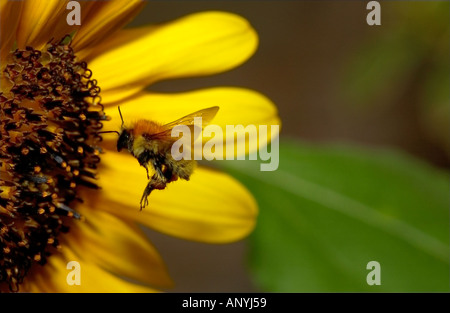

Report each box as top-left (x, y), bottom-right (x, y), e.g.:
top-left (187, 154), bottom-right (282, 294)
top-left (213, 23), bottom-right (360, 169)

top-left (0, 37), bottom-right (106, 291)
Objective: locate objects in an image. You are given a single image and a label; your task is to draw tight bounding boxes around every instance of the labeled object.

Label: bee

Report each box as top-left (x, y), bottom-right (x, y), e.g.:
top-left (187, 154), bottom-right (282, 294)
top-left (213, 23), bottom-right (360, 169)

top-left (102, 106), bottom-right (219, 210)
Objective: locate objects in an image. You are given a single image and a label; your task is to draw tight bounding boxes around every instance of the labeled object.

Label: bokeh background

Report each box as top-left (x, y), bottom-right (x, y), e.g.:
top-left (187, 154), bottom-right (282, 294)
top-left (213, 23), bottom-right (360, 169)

top-left (127, 1), bottom-right (449, 292)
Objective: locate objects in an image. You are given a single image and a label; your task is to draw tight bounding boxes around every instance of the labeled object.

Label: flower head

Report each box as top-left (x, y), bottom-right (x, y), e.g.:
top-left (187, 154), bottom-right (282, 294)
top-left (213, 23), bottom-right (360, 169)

top-left (0, 0), bottom-right (280, 292)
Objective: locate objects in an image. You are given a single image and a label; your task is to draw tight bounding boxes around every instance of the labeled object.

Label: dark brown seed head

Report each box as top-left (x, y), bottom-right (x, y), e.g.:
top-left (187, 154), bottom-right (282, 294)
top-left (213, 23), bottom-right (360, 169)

top-left (0, 38), bottom-right (106, 291)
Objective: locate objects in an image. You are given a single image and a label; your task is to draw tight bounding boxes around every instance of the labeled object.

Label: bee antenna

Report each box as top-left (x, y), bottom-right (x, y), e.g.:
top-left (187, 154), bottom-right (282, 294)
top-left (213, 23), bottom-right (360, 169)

top-left (118, 106), bottom-right (124, 127)
top-left (97, 130), bottom-right (120, 136)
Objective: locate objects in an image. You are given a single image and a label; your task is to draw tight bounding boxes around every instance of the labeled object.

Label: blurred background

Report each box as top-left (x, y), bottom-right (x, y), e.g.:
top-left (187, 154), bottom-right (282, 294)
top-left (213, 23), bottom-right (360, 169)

top-left (128, 1), bottom-right (449, 292)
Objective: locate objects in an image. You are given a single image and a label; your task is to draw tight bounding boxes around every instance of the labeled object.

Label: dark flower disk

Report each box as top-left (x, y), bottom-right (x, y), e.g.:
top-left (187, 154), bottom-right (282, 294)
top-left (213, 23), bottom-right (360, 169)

top-left (0, 38), bottom-right (106, 291)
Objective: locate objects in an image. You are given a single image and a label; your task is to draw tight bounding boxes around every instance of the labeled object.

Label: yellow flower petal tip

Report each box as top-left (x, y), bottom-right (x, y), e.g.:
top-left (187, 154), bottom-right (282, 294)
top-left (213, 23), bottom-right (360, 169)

top-left (89, 11), bottom-right (259, 95)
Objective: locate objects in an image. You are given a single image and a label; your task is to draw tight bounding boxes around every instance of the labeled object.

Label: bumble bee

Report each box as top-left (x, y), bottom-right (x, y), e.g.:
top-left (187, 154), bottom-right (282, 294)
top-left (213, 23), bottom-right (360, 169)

top-left (104, 106), bottom-right (219, 210)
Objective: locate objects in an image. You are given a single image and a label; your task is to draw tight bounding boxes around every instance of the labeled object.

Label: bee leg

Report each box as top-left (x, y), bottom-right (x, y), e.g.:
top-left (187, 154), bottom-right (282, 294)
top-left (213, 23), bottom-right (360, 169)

top-left (140, 183), bottom-right (153, 210)
top-left (137, 153), bottom-right (151, 180)
top-left (139, 170), bottom-right (168, 210)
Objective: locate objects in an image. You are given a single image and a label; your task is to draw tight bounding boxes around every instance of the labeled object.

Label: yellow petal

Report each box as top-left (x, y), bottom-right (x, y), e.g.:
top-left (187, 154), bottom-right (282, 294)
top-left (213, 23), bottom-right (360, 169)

top-left (89, 12), bottom-right (258, 97)
top-left (66, 207), bottom-right (173, 288)
top-left (71, 0), bottom-right (145, 53)
top-left (0, 0), bottom-right (22, 62)
top-left (22, 247), bottom-right (157, 293)
top-left (102, 87), bottom-right (280, 157)
top-left (79, 25), bottom-right (158, 62)
top-left (15, 0), bottom-right (73, 49)
top-left (82, 152), bottom-right (258, 243)
top-left (14, 0), bottom-right (143, 51)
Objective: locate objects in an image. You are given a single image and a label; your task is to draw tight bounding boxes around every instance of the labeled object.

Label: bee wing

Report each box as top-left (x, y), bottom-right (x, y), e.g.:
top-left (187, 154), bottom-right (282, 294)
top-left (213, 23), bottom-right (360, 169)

top-left (145, 106), bottom-right (219, 142)
top-left (161, 106), bottom-right (219, 130)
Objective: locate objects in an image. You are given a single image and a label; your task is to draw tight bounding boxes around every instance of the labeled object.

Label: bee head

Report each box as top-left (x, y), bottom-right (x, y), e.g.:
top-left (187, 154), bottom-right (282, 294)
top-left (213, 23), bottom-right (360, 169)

top-left (117, 129), bottom-right (131, 152)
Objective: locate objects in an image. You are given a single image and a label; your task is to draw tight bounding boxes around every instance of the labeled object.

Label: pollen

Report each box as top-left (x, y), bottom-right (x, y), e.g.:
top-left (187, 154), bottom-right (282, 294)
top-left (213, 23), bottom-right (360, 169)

top-left (0, 38), bottom-right (107, 292)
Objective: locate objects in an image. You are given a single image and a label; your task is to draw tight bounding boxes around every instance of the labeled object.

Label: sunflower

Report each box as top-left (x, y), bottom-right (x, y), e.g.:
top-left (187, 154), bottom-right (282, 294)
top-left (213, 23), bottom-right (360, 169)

top-left (0, 0), bottom-right (280, 292)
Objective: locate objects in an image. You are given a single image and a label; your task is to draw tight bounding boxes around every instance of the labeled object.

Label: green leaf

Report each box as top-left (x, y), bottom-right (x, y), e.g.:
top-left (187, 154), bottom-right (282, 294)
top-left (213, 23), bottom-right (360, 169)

top-left (220, 140), bottom-right (449, 292)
